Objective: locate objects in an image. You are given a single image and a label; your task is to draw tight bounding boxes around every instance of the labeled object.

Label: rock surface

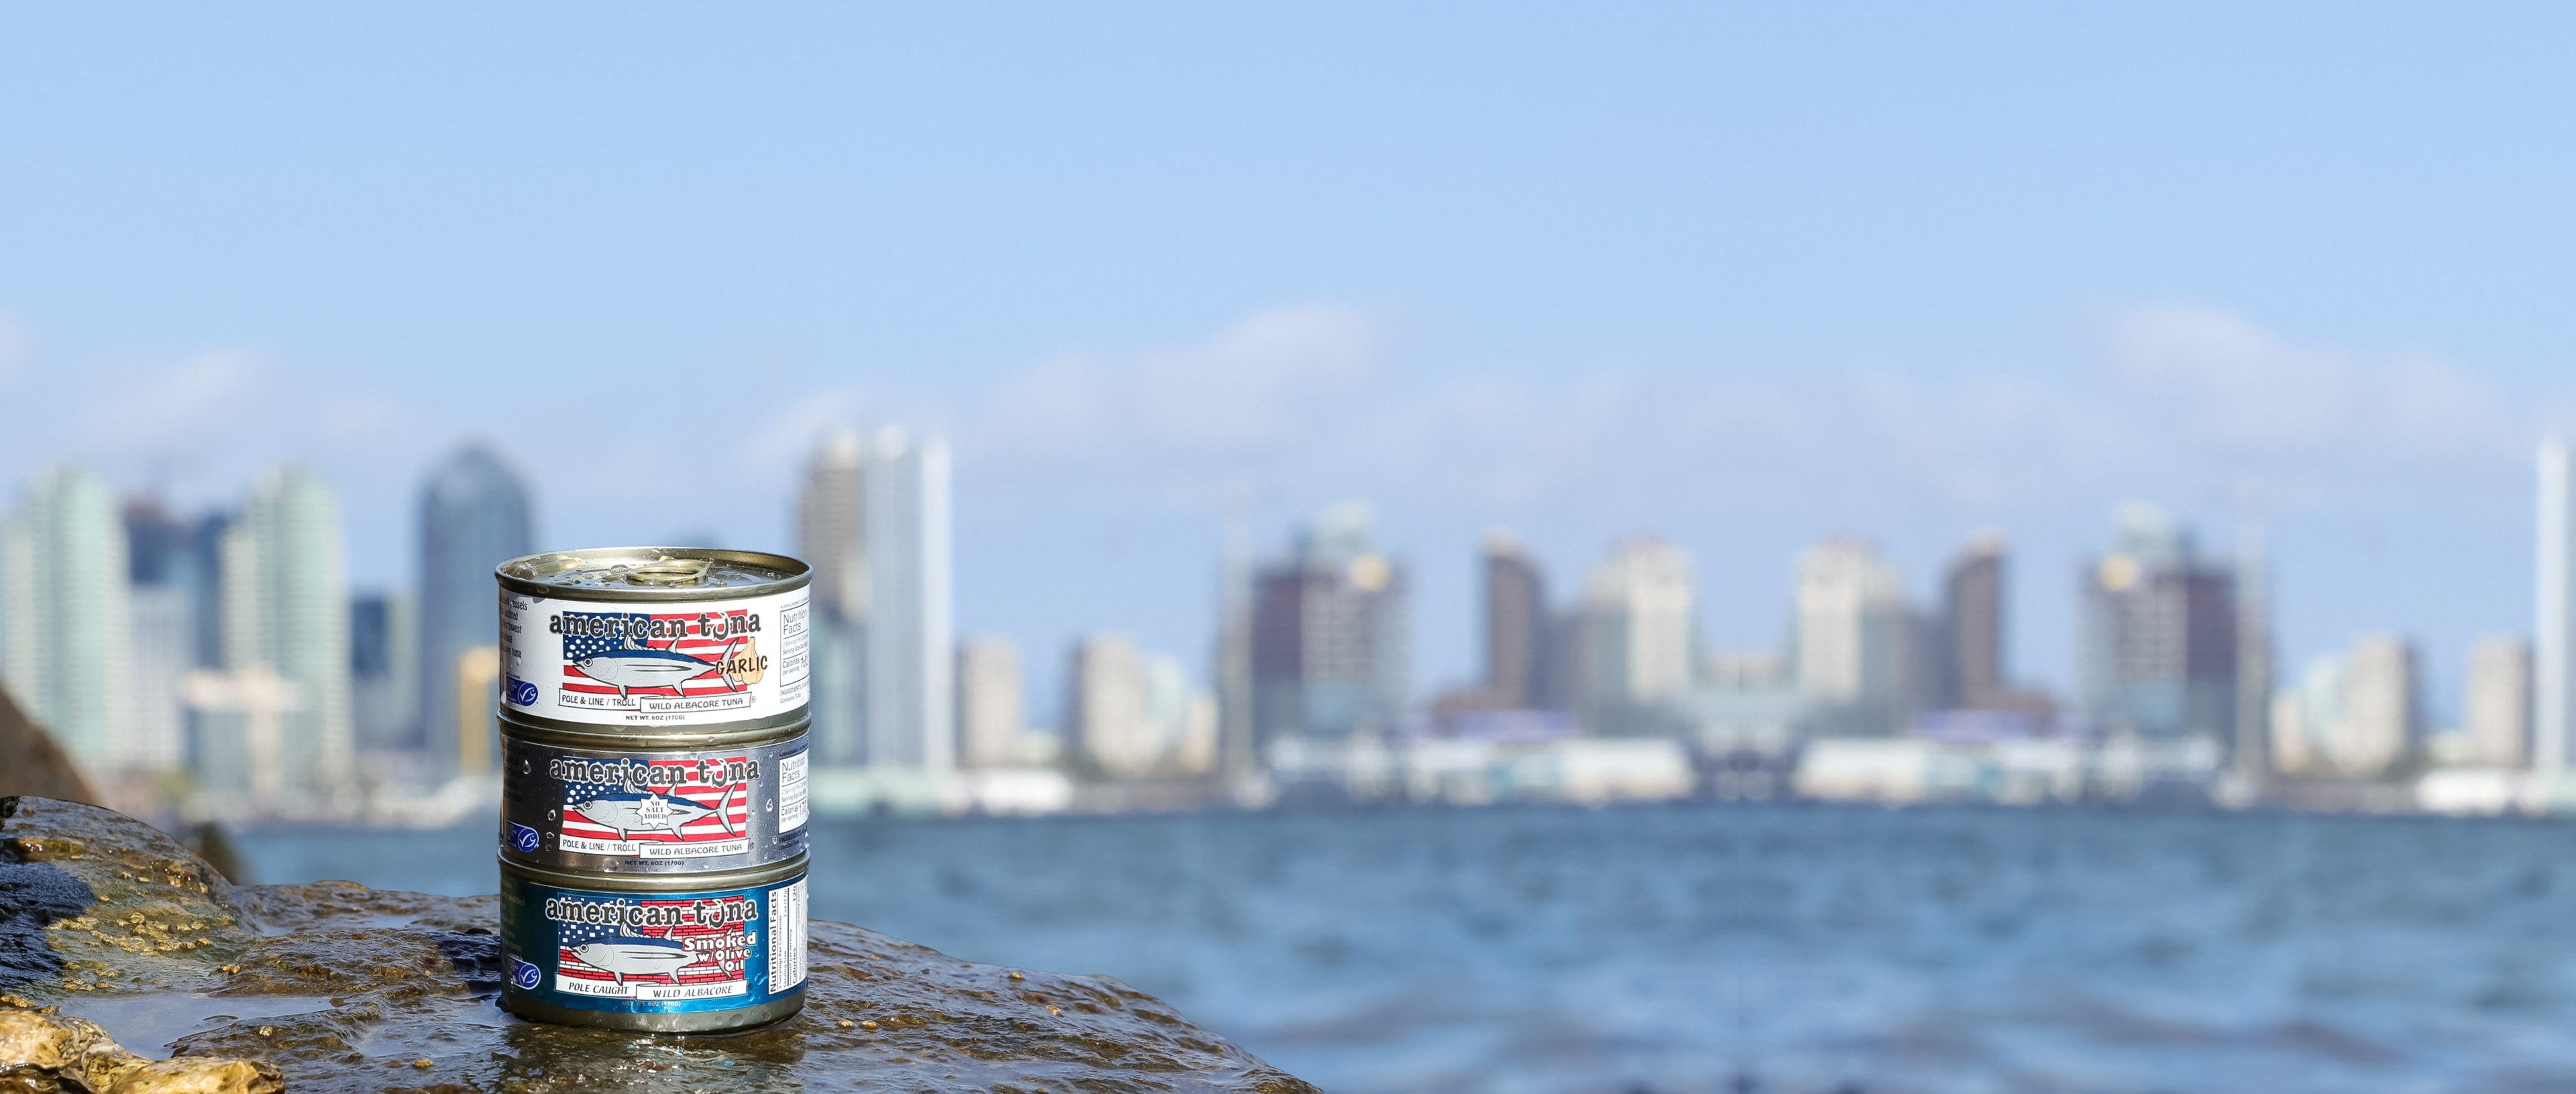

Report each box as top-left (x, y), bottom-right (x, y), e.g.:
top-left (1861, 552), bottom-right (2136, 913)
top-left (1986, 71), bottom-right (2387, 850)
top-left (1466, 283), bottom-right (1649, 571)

top-left (0, 691), bottom-right (93, 804)
top-left (0, 798), bottom-right (1319, 1093)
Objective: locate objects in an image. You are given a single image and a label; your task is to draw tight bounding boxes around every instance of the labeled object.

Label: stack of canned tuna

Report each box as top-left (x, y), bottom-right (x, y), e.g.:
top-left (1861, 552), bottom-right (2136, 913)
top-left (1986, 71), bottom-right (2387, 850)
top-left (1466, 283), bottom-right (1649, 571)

top-left (489, 548), bottom-right (814, 1032)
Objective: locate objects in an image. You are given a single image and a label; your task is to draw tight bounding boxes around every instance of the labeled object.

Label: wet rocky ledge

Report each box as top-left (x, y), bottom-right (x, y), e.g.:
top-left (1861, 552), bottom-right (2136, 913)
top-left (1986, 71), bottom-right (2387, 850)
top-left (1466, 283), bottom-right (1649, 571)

top-left (0, 797), bottom-right (1318, 1093)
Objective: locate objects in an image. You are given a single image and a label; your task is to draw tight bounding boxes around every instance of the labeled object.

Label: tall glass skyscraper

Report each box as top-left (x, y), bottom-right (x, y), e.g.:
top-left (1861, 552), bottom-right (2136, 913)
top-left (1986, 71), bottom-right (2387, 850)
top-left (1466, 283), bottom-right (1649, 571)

top-left (2536, 437), bottom-right (2575, 771)
top-left (1, 466), bottom-right (133, 779)
top-left (863, 427), bottom-right (952, 771)
top-left (213, 466), bottom-right (354, 807)
top-left (415, 445), bottom-right (532, 772)
top-left (797, 430), bottom-right (867, 766)
top-left (121, 496), bottom-right (204, 779)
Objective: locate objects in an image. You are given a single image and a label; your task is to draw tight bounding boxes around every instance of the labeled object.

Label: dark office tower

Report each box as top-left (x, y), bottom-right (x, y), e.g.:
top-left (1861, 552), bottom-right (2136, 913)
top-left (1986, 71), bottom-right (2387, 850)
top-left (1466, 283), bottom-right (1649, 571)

top-left (121, 496), bottom-right (203, 778)
top-left (2079, 502), bottom-right (2238, 742)
top-left (796, 430), bottom-right (867, 765)
top-left (1481, 530), bottom-right (1545, 708)
top-left (1249, 502), bottom-right (1411, 746)
top-left (349, 591), bottom-right (416, 753)
top-left (1941, 532), bottom-right (2007, 709)
top-left (798, 429), bottom-right (867, 622)
top-left (415, 444), bottom-right (533, 769)
top-left (187, 513), bottom-right (231, 669)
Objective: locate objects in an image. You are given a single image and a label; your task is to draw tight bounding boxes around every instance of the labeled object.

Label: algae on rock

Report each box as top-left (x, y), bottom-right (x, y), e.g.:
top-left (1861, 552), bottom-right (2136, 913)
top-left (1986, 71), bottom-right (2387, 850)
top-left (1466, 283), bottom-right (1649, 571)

top-left (1, 797), bottom-right (1318, 1093)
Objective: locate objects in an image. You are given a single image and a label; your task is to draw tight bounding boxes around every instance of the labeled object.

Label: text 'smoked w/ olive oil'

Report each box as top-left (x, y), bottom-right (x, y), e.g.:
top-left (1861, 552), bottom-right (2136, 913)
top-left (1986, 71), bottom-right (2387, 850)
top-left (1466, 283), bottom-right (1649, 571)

top-left (493, 547), bottom-right (816, 1032)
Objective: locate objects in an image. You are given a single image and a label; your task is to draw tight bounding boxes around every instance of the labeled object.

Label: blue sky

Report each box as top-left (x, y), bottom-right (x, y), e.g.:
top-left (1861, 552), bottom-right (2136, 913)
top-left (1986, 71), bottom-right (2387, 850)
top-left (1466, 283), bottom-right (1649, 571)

top-left (4, 4), bottom-right (2573, 718)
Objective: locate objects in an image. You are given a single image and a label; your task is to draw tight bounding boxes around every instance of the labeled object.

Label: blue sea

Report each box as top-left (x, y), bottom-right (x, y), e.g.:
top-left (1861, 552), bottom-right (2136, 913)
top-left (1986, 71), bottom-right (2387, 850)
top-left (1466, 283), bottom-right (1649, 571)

top-left (236, 804), bottom-right (2576, 1093)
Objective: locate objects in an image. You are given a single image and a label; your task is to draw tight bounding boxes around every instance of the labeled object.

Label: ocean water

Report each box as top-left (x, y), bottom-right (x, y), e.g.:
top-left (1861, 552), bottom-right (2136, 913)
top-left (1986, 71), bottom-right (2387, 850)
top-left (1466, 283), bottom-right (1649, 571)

top-left (234, 804), bottom-right (2576, 1093)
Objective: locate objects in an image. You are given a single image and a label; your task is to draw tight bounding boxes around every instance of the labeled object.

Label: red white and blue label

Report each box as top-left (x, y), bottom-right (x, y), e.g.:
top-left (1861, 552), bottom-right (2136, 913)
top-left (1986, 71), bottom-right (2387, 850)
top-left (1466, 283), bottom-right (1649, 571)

top-left (502, 873), bottom-right (808, 1014)
top-left (557, 755), bottom-right (759, 859)
top-left (500, 588), bottom-right (809, 726)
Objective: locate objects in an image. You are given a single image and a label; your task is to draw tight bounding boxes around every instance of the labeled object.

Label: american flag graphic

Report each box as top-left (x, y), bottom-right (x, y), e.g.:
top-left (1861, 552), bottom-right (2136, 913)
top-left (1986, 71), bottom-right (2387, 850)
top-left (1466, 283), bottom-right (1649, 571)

top-left (559, 760), bottom-right (753, 849)
top-left (558, 610), bottom-right (750, 704)
top-left (553, 898), bottom-right (752, 993)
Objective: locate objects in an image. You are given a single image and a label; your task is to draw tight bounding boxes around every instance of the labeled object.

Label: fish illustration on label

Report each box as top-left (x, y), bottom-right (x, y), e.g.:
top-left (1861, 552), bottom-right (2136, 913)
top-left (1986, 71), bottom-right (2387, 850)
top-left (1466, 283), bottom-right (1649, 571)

top-left (568, 781), bottom-right (740, 843)
top-left (552, 753), bottom-right (759, 859)
top-left (567, 932), bottom-right (698, 988)
top-left (549, 610), bottom-right (773, 714)
top-left (541, 893), bottom-right (761, 1001)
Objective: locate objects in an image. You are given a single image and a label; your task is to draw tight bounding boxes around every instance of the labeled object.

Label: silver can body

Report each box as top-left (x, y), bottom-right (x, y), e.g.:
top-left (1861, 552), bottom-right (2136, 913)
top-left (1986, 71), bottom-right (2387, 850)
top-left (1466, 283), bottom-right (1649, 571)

top-left (500, 718), bottom-right (810, 875)
top-left (498, 855), bottom-right (809, 1033)
top-left (496, 547), bottom-right (812, 734)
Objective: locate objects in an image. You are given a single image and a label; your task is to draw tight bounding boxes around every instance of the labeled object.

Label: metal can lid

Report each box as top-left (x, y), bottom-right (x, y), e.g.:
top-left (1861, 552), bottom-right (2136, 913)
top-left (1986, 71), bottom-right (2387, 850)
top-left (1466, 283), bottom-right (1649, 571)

top-left (499, 711), bottom-right (813, 752)
top-left (499, 851), bottom-right (809, 893)
top-left (496, 547), bottom-right (811, 602)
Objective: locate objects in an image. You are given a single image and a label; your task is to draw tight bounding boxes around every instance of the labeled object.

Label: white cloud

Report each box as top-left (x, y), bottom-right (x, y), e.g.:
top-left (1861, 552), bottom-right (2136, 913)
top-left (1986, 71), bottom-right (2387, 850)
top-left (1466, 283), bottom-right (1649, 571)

top-left (934, 301), bottom-right (2535, 523)
top-left (74, 348), bottom-right (268, 451)
top-left (2106, 302), bottom-right (2519, 464)
top-left (973, 303), bottom-right (1378, 466)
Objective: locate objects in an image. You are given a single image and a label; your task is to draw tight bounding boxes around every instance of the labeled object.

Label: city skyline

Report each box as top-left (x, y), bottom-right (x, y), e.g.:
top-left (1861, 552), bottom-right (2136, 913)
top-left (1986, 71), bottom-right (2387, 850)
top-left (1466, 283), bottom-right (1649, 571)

top-left (10, 434), bottom-right (2569, 737)
top-left (6, 431), bottom-right (2573, 817)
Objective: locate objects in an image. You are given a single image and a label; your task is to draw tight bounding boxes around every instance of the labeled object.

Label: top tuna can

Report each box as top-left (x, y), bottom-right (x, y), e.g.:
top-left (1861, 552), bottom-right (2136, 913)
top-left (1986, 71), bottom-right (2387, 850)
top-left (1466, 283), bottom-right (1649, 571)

top-left (497, 548), bottom-right (812, 734)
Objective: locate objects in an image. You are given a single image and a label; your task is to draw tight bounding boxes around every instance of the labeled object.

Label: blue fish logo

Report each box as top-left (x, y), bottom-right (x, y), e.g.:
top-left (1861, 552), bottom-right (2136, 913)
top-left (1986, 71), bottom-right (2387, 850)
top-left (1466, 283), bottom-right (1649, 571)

top-left (509, 957), bottom-right (544, 991)
top-left (508, 823), bottom-right (543, 854)
top-left (506, 676), bottom-right (540, 708)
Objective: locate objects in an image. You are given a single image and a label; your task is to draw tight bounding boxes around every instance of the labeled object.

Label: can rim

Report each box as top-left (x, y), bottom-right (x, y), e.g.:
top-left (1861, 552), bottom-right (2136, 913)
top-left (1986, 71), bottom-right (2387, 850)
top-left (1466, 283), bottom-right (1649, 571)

top-left (495, 547), bottom-right (812, 602)
top-left (499, 852), bottom-right (808, 892)
top-left (501, 712), bottom-right (812, 751)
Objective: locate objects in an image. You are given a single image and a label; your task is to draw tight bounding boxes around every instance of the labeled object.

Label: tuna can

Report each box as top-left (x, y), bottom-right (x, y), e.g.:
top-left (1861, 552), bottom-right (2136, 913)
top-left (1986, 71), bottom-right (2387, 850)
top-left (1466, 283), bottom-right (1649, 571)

top-left (496, 547), bottom-right (812, 734)
top-left (498, 716), bottom-right (810, 874)
top-left (499, 855), bottom-right (809, 1032)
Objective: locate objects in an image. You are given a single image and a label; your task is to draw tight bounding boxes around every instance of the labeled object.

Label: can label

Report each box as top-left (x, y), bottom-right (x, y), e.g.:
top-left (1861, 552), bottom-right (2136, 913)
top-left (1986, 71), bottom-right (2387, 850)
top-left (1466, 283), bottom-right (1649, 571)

top-left (502, 871), bottom-right (808, 1013)
top-left (500, 587), bottom-right (810, 726)
top-left (502, 733), bottom-right (808, 869)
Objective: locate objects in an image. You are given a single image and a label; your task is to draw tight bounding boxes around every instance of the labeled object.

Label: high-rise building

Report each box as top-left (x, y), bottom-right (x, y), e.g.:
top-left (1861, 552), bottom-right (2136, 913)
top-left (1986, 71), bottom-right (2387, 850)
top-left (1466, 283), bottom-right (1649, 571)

top-left (1066, 633), bottom-right (1214, 778)
top-left (1577, 537), bottom-right (1693, 730)
top-left (1068, 633), bottom-right (1151, 777)
top-left (2, 468), bottom-right (134, 780)
top-left (187, 514), bottom-right (231, 669)
top-left (1249, 502), bottom-right (1410, 747)
top-left (1214, 505), bottom-right (1256, 779)
top-left (350, 592), bottom-right (417, 755)
top-left (1939, 532), bottom-right (2006, 709)
top-left (2078, 502), bottom-right (2237, 743)
top-left (415, 445), bottom-right (532, 769)
top-left (1481, 531), bottom-right (1546, 708)
top-left (122, 496), bottom-right (204, 779)
top-left (209, 467), bottom-right (354, 808)
top-left (800, 429), bottom-right (868, 620)
top-left (2331, 632), bottom-right (2418, 777)
top-left (2269, 653), bottom-right (2345, 776)
top-left (2536, 437), bottom-right (2576, 770)
top-left (1143, 650), bottom-right (1218, 777)
top-left (2465, 635), bottom-right (2532, 769)
top-left (798, 431), bottom-right (868, 766)
top-left (2233, 494), bottom-right (2275, 777)
top-left (1794, 537), bottom-right (1911, 726)
top-left (955, 634), bottom-right (1024, 769)
top-left (863, 427), bottom-right (953, 770)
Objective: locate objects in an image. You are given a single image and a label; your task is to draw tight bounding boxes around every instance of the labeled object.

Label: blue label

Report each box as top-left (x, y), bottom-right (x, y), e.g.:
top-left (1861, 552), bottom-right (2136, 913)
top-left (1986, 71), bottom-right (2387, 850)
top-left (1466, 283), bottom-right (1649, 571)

top-left (508, 823), bottom-right (543, 854)
top-left (501, 870), bottom-right (807, 1016)
top-left (506, 676), bottom-right (541, 708)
